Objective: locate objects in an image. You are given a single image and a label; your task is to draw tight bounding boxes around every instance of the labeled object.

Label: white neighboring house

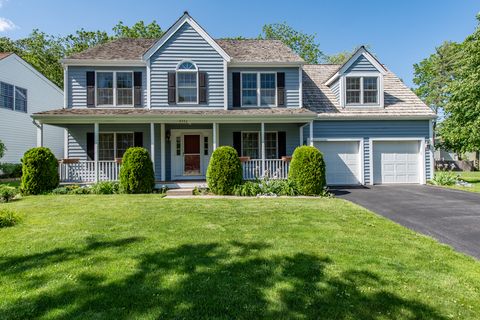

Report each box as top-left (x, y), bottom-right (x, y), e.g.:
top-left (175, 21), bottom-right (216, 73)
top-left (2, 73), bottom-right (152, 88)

top-left (0, 53), bottom-right (64, 163)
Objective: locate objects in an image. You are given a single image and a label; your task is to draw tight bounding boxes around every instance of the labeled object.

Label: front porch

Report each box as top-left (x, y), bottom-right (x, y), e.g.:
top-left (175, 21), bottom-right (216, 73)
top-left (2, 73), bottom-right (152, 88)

top-left (33, 108), bottom-right (316, 185)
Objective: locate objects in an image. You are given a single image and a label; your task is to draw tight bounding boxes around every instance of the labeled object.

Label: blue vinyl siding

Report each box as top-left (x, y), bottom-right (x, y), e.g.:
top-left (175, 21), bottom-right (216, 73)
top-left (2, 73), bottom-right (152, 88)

top-left (149, 22), bottom-right (225, 107)
top-left (345, 55), bottom-right (379, 73)
top-left (67, 66), bottom-right (146, 108)
top-left (330, 79), bottom-right (340, 103)
top-left (313, 120), bottom-right (431, 184)
top-left (227, 67), bottom-right (300, 108)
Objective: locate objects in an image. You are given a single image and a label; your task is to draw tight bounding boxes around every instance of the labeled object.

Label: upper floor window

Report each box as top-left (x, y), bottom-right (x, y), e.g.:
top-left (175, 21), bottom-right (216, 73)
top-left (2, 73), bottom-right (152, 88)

top-left (177, 61), bottom-right (198, 104)
top-left (0, 81), bottom-right (27, 113)
top-left (241, 73), bottom-right (277, 107)
top-left (96, 72), bottom-right (134, 107)
top-left (346, 76), bottom-right (378, 105)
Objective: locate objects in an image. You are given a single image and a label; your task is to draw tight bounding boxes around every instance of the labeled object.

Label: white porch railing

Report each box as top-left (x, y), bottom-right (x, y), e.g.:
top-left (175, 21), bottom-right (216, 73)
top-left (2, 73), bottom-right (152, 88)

top-left (59, 161), bottom-right (121, 182)
top-left (242, 159), bottom-right (290, 180)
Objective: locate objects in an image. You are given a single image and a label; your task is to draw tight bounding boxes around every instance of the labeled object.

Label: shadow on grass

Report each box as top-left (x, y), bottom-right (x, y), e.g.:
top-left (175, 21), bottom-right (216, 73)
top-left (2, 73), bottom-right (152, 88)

top-left (0, 238), bottom-right (447, 319)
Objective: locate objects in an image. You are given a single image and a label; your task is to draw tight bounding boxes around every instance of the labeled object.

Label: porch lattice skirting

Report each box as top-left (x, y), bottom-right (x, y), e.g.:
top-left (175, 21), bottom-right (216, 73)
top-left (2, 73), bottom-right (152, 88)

top-left (58, 159), bottom-right (289, 183)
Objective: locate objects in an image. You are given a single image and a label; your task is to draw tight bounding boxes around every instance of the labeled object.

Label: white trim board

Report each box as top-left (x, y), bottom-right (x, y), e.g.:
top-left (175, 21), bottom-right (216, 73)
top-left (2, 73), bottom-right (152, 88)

top-left (142, 13), bottom-right (231, 62)
top-left (369, 137), bottom-right (426, 185)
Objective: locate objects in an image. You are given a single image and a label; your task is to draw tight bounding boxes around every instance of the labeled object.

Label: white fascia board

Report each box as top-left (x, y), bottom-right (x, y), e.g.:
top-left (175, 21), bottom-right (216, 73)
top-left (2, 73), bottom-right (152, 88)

top-left (325, 47), bottom-right (387, 86)
top-left (62, 59), bottom-right (146, 67)
top-left (6, 53), bottom-right (64, 95)
top-left (142, 13), bottom-right (231, 62)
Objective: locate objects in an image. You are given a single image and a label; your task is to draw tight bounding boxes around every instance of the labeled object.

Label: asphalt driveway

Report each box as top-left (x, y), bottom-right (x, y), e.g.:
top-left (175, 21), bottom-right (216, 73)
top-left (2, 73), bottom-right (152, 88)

top-left (333, 185), bottom-right (480, 259)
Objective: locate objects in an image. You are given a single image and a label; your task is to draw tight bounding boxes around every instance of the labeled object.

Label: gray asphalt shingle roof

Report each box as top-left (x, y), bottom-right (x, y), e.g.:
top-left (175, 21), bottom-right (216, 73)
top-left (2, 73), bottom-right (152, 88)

top-left (66, 38), bottom-right (304, 63)
top-left (302, 64), bottom-right (435, 118)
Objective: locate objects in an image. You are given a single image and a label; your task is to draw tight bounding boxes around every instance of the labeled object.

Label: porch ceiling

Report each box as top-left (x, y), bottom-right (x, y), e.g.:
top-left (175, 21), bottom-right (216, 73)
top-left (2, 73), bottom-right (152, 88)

top-left (32, 108), bottom-right (317, 124)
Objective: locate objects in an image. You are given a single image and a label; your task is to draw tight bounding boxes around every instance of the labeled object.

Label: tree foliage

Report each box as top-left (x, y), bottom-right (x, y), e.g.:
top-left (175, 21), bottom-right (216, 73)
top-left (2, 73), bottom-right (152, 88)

top-left (414, 14), bottom-right (480, 153)
top-left (0, 140), bottom-right (5, 160)
top-left (0, 21), bottom-right (164, 87)
top-left (261, 22), bottom-right (323, 64)
top-left (325, 46), bottom-right (369, 65)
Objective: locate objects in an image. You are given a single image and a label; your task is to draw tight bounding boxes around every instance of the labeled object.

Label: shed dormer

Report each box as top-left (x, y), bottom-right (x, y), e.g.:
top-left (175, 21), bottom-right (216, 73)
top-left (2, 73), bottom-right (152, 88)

top-left (325, 46), bottom-right (387, 108)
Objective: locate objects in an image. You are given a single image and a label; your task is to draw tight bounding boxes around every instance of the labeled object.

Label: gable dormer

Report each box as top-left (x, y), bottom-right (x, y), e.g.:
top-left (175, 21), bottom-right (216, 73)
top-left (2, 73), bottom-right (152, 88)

top-left (325, 46), bottom-right (387, 108)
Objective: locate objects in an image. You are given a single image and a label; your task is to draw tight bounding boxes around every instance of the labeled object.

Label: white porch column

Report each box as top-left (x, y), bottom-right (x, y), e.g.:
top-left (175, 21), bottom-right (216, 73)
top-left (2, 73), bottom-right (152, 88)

top-left (94, 123), bottom-right (99, 183)
top-left (160, 123), bottom-right (166, 181)
top-left (299, 125), bottom-right (304, 146)
top-left (309, 120), bottom-right (314, 146)
top-left (261, 122), bottom-right (266, 176)
top-left (36, 122), bottom-right (43, 147)
top-left (212, 123), bottom-right (219, 150)
top-left (150, 123), bottom-right (155, 173)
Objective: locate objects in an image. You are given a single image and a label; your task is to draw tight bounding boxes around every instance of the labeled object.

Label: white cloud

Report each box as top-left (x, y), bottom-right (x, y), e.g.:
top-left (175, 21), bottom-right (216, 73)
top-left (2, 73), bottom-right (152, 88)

top-left (0, 17), bottom-right (16, 32)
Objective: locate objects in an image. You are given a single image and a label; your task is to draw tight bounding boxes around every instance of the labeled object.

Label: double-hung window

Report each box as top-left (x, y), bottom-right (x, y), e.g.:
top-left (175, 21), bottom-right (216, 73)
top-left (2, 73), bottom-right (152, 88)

top-left (241, 73), bottom-right (277, 107)
top-left (177, 61), bottom-right (198, 103)
top-left (15, 87), bottom-right (27, 112)
top-left (241, 132), bottom-right (278, 159)
top-left (96, 71), bottom-right (134, 106)
top-left (345, 76), bottom-right (379, 105)
top-left (98, 132), bottom-right (134, 160)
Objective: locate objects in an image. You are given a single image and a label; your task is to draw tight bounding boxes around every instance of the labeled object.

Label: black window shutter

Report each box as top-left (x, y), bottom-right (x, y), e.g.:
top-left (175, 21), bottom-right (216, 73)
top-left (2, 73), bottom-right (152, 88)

top-left (199, 71), bottom-right (207, 104)
top-left (134, 71), bottom-right (142, 107)
top-left (277, 72), bottom-right (285, 107)
top-left (86, 71), bottom-right (95, 107)
top-left (233, 132), bottom-right (242, 156)
top-left (278, 131), bottom-right (286, 157)
top-left (86, 132), bottom-right (94, 160)
top-left (232, 72), bottom-right (241, 107)
top-left (134, 132), bottom-right (143, 147)
top-left (168, 72), bottom-right (176, 104)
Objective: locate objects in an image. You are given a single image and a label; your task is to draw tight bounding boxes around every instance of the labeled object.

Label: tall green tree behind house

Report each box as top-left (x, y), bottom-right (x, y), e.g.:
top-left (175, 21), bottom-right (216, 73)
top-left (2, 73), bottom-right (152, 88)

top-left (261, 22), bottom-right (324, 64)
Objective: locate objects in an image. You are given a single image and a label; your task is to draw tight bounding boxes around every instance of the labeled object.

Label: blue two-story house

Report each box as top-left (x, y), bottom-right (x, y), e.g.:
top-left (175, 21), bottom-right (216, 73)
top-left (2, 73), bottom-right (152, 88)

top-left (33, 12), bottom-right (436, 186)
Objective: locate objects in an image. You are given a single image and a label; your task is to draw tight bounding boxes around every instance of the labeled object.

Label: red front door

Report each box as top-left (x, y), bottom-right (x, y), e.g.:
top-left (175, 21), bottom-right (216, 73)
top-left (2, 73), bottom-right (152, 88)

top-left (184, 135), bottom-right (201, 175)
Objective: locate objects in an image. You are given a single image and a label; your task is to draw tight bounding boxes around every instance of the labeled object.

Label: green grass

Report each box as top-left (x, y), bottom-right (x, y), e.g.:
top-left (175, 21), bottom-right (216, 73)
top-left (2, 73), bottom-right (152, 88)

top-left (434, 171), bottom-right (480, 193)
top-left (0, 196), bottom-right (479, 319)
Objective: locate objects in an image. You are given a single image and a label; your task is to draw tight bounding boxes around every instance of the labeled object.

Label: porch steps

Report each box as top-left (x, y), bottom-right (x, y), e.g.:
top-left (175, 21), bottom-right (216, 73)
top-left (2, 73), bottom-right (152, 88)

top-left (165, 188), bottom-right (195, 197)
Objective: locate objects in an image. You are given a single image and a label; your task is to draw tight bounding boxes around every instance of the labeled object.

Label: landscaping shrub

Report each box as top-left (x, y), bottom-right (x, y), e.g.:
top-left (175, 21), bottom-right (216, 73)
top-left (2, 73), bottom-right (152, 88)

top-left (233, 179), bottom-right (299, 196)
top-left (119, 147), bottom-right (155, 194)
top-left (0, 185), bottom-right (18, 202)
top-left (20, 147), bottom-right (59, 195)
top-left (288, 146), bottom-right (326, 195)
top-left (91, 181), bottom-right (121, 195)
top-left (0, 139), bottom-right (5, 160)
top-left (206, 146), bottom-right (243, 195)
top-left (50, 186), bottom-right (70, 195)
top-left (0, 163), bottom-right (22, 178)
top-left (432, 171), bottom-right (459, 186)
top-left (0, 209), bottom-right (20, 228)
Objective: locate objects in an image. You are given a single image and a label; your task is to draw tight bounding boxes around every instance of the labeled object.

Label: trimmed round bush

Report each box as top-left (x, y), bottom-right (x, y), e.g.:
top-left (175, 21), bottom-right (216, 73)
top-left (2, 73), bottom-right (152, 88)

top-left (288, 146), bottom-right (326, 195)
top-left (21, 147), bottom-right (59, 195)
top-left (119, 147), bottom-right (155, 194)
top-left (206, 146), bottom-right (242, 195)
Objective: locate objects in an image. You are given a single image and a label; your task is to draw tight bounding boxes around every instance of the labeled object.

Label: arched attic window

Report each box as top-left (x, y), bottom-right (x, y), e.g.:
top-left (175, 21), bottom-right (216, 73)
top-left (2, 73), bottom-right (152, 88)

top-left (176, 61), bottom-right (198, 104)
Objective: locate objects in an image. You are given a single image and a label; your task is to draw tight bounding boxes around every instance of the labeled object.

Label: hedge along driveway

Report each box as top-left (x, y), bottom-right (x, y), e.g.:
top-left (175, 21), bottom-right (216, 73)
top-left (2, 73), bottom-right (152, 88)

top-left (0, 196), bottom-right (479, 319)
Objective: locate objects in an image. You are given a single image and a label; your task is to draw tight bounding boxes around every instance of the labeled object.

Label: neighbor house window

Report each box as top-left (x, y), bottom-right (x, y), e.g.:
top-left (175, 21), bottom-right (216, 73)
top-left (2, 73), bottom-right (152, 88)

top-left (241, 131), bottom-right (278, 159)
top-left (345, 76), bottom-right (379, 105)
top-left (97, 72), bottom-right (114, 106)
top-left (177, 61), bottom-right (198, 103)
top-left (241, 73), bottom-right (277, 107)
top-left (0, 82), bottom-right (14, 110)
top-left (98, 132), bottom-right (134, 160)
top-left (15, 87), bottom-right (27, 112)
top-left (116, 72), bottom-right (133, 105)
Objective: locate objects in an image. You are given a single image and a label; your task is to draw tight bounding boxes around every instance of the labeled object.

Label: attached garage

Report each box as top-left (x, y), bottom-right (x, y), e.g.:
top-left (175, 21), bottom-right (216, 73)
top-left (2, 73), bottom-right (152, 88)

top-left (372, 139), bottom-right (424, 184)
top-left (314, 140), bottom-right (362, 185)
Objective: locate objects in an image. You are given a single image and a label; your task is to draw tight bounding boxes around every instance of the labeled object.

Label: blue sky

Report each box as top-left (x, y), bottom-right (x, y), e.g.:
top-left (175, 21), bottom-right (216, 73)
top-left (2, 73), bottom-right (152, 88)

top-left (0, 0), bottom-right (478, 87)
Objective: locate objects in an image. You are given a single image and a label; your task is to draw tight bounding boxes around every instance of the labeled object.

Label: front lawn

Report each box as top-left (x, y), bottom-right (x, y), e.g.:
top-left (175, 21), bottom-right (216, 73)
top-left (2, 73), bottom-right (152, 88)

top-left (0, 196), bottom-right (479, 319)
top-left (455, 171), bottom-right (480, 193)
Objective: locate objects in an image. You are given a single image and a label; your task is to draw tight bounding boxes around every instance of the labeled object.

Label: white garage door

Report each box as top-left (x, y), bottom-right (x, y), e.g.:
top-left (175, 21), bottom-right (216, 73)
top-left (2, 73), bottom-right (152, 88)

top-left (315, 141), bottom-right (361, 185)
top-left (373, 141), bottom-right (421, 184)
